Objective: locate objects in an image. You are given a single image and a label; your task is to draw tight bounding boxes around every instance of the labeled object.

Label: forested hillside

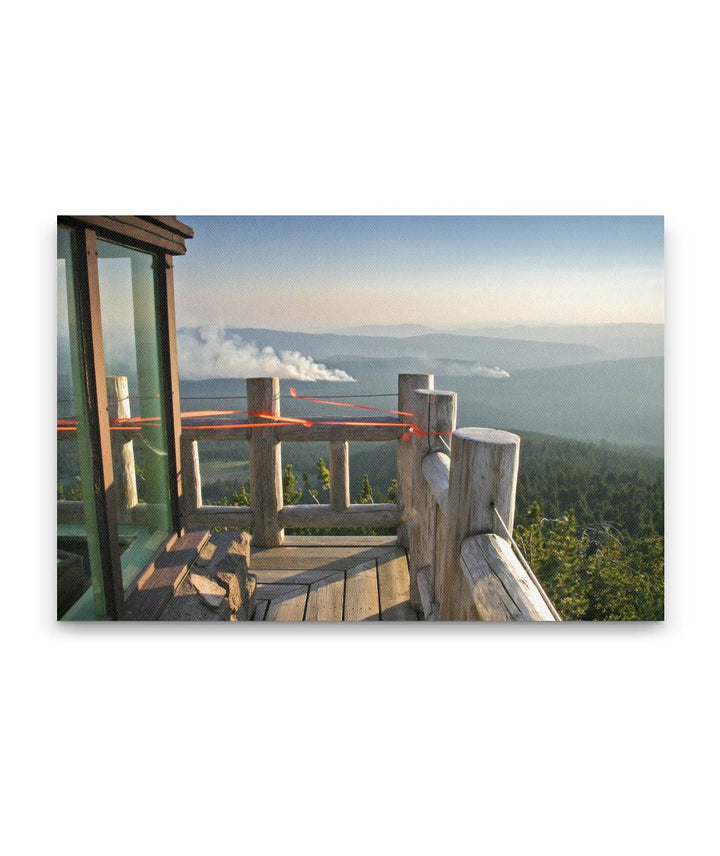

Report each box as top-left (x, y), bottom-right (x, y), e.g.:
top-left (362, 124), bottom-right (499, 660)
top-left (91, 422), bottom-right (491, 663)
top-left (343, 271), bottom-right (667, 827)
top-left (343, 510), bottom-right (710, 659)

top-left (199, 431), bottom-right (664, 621)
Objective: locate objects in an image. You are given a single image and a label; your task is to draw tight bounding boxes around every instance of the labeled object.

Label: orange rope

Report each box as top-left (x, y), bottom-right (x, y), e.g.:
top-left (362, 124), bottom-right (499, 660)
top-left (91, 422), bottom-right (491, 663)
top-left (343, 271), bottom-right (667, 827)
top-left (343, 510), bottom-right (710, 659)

top-left (289, 387), bottom-right (413, 417)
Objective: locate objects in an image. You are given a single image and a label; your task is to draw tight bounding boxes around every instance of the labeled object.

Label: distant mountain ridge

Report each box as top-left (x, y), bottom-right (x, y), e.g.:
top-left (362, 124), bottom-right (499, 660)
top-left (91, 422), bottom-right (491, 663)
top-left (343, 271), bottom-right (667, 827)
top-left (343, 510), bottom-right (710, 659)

top-left (179, 326), bottom-right (605, 371)
top-left (327, 322), bottom-right (664, 359)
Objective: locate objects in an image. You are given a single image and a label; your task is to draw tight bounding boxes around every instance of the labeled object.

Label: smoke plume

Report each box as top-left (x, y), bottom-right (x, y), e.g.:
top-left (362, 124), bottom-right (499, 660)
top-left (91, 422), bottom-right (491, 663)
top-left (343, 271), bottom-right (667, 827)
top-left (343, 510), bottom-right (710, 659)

top-left (439, 361), bottom-right (511, 378)
top-left (177, 327), bottom-right (355, 382)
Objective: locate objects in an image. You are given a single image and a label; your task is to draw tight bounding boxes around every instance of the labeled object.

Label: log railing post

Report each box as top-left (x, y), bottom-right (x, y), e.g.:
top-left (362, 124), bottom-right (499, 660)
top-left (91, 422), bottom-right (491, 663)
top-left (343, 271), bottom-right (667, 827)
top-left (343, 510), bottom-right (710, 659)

top-left (408, 388), bottom-right (456, 612)
top-left (247, 377), bottom-right (284, 547)
top-left (439, 428), bottom-right (520, 620)
top-left (180, 436), bottom-right (202, 517)
top-left (396, 373), bottom-right (433, 547)
top-left (106, 376), bottom-right (138, 521)
top-left (329, 440), bottom-right (350, 510)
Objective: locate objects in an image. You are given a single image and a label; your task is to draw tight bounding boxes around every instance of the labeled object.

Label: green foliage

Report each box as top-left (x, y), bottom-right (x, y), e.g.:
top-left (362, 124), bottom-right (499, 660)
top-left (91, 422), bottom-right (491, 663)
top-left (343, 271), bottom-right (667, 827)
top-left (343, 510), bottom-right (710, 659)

top-left (302, 471), bottom-right (319, 503)
top-left (218, 485), bottom-right (251, 507)
top-left (282, 463), bottom-right (303, 505)
top-left (386, 478), bottom-right (398, 503)
top-left (69, 476), bottom-right (83, 501)
top-left (316, 458), bottom-right (330, 492)
top-left (516, 434), bottom-right (664, 536)
top-left (514, 504), bottom-right (664, 621)
top-left (356, 474), bottom-right (374, 504)
top-left (57, 483), bottom-right (65, 501)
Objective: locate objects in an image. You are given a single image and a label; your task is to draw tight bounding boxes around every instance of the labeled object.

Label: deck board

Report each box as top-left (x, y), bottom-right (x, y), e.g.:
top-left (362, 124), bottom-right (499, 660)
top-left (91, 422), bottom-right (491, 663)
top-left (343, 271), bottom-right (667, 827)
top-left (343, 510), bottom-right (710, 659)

top-left (202, 536), bottom-right (416, 622)
top-left (265, 587), bottom-right (309, 621)
top-left (344, 560), bottom-right (380, 621)
top-left (378, 549), bottom-right (418, 621)
top-left (305, 571), bottom-right (345, 622)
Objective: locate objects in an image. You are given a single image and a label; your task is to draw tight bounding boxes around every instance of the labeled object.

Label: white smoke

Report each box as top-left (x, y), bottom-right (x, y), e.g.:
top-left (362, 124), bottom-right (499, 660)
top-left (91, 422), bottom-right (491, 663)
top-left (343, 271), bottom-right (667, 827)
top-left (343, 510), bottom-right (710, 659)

top-left (177, 327), bottom-right (355, 382)
top-left (440, 362), bottom-right (510, 378)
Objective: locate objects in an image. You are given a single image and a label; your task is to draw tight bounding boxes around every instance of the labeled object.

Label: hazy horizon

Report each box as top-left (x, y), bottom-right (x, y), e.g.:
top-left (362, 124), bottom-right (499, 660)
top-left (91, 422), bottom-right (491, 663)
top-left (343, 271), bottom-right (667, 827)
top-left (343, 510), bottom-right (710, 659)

top-left (173, 216), bottom-right (664, 332)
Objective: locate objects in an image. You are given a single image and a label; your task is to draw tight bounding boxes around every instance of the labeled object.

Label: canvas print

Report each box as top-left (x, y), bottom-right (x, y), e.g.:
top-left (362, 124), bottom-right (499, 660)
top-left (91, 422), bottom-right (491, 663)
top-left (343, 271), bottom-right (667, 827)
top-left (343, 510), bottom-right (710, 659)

top-left (57, 216), bottom-right (664, 621)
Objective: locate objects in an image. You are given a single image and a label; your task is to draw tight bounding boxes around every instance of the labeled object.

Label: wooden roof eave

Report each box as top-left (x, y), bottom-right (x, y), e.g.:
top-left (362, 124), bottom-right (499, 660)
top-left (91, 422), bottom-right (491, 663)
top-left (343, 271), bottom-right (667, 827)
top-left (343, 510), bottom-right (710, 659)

top-left (58, 215), bottom-right (193, 255)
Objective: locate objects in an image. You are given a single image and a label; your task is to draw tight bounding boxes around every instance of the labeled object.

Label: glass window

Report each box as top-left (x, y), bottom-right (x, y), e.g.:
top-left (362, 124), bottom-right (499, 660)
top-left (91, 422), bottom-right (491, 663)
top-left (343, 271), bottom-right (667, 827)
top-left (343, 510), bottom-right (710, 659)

top-left (57, 228), bottom-right (107, 619)
top-left (96, 240), bottom-right (174, 586)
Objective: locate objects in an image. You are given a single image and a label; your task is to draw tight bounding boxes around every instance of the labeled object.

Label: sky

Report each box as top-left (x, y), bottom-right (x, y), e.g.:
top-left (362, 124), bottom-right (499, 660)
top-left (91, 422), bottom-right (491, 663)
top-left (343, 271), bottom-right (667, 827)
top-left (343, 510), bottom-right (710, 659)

top-left (172, 216), bottom-right (664, 331)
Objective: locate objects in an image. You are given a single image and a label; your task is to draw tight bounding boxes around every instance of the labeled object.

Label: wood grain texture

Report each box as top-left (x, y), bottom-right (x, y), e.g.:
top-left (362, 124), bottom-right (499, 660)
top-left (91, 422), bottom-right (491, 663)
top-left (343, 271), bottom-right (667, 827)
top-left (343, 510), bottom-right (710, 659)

top-left (415, 565), bottom-right (435, 620)
top-left (460, 533), bottom-right (557, 621)
top-left (181, 417), bottom-right (406, 443)
top-left (282, 535), bottom-right (398, 547)
top-left (421, 452), bottom-right (450, 516)
top-left (265, 587), bottom-right (309, 621)
top-left (344, 560), bottom-right (380, 621)
top-left (329, 440), bottom-right (350, 510)
top-left (409, 390), bottom-right (457, 611)
top-left (183, 505), bottom-right (254, 529)
top-left (278, 503), bottom-right (400, 529)
top-left (124, 529), bottom-right (210, 620)
top-left (439, 428), bottom-right (520, 620)
top-left (377, 549), bottom-right (417, 620)
top-left (247, 377), bottom-right (284, 547)
top-left (305, 571), bottom-right (345, 621)
top-left (180, 436), bottom-right (202, 515)
top-left (396, 373), bottom-right (433, 547)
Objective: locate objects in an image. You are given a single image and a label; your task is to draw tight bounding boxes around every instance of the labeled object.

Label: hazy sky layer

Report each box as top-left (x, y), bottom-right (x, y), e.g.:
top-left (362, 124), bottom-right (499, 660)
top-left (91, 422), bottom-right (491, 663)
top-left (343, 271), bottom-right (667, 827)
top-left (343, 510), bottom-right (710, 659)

top-left (173, 216), bottom-right (664, 331)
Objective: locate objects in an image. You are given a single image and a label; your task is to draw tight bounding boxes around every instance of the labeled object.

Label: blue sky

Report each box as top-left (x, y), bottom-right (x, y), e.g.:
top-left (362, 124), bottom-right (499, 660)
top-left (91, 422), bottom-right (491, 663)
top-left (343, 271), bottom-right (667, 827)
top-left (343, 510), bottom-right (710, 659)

top-left (173, 216), bottom-right (664, 330)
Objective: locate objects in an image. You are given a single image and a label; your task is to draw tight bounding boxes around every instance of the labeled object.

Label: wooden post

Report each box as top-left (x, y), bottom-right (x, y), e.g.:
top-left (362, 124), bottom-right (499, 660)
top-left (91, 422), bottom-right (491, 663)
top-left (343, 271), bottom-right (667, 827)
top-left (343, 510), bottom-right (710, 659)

top-left (106, 376), bottom-right (138, 521)
top-left (396, 373), bottom-right (433, 547)
top-left (329, 440), bottom-right (350, 510)
top-left (439, 427), bottom-right (520, 620)
top-left (247, 377), bottom-right (283, 547)
top-left (408, 389), bottom-right (456, 612)
top-left (180, 436), bottom-right (202, 516)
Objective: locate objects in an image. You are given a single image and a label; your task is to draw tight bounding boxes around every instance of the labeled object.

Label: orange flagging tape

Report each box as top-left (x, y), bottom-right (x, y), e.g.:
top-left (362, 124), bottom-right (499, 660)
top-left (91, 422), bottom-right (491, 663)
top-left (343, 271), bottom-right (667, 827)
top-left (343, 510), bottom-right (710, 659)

top-left (289, 387), bottom-right (413, 417)
top-left (57, 419), bottom-right (453, 435)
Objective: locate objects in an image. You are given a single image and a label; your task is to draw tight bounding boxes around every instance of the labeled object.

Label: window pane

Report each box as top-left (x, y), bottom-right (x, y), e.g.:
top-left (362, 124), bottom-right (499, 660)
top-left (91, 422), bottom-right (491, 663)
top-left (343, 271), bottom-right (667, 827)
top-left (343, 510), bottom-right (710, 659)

top-left (57, 227), bottom-right (107, 619)
top-left (96, 240), bottom-right (173, 585)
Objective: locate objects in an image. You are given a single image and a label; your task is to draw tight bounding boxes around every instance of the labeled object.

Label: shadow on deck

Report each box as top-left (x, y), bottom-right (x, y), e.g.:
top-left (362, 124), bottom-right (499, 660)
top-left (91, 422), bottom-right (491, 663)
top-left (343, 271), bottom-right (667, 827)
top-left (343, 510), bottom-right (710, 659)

top-left (217, 534), bottom-right (417, 621)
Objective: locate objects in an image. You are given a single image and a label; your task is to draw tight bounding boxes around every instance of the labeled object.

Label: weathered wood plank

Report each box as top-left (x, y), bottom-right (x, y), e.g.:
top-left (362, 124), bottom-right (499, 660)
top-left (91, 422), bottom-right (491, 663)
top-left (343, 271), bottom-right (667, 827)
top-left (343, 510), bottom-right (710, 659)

top-left (329, 440), bottom-right (350, 510)
top-left (252, 567), bottom-right (351, 585)
top-left (460, 533), bottom-right (557, 621)
top-left (124, 529), bottom-right (210, 620)
top-left (282, 535), bottom-right (398, 547)
top-left (183, 505), bottom-right (254, 528)
top-left (422, 452), bottom-right (450, 516)
top-left (247, 377), bottom-right (284, 547)
top-left (249, 545), bottom-right (396, 571)
top-left (271, 418), bottom-right (406, 442)
top-left (255, 583), bottom-right (307, 601)
top-left (305, 571), bottom-right (345, 621)
top-left (344, 560), bottom-right (379, 621)
top-left (397, 373), bottom-right (434, 547)
top-left (181, 417), bottom-right (406, 443)
top-left (278, 502), bottom-right (400, 529)
top-left (415, 565), bottom-right (435, 621)
top-left (265, 587), bottom-right (309, 621)
top-left (377, 549), bottom-right (417, 620)
top-left (439, 427), bottom-right (520, 620)
top-left (409, 390), bottom-right (457, 611)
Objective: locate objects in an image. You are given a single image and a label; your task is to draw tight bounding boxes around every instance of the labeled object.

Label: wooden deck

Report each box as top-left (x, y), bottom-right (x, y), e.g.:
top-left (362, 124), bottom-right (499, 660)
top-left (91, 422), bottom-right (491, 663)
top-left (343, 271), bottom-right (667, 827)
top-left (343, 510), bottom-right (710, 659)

top-left (208, 534), bottom-right (418, 621)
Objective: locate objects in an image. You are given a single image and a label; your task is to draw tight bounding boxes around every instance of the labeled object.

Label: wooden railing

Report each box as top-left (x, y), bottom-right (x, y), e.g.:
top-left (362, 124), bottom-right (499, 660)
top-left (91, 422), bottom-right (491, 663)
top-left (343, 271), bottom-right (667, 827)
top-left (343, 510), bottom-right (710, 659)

top-left (179, 376), bottom-right (408, 542)
top-left (406, 387), bottom-right (559, 621)
top-left (58, 372), bottom-right (559, 621)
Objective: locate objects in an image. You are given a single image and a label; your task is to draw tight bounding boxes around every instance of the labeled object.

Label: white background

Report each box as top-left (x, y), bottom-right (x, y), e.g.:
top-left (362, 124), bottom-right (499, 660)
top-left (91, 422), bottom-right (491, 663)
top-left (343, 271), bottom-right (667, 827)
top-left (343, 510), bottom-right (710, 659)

top-left (2, 2), bottom-right (717, 854)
